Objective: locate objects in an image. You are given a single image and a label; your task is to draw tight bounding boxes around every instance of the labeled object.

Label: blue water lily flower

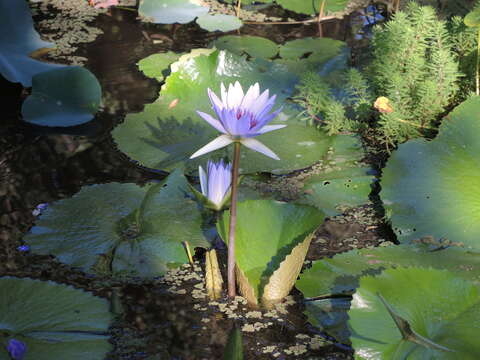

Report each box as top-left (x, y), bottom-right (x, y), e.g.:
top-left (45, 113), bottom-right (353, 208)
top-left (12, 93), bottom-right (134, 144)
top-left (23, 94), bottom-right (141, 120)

top-left (199, 160), bottom-right (232, 211)
top-left (6, 339), bottom-right (27, 360)
top-left (190, 82), bottom-right (286, 160)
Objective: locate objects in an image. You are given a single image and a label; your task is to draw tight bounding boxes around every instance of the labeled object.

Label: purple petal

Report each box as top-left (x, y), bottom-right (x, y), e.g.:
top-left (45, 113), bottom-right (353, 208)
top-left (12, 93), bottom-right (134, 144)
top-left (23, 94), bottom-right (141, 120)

top-left (240, 138), bottom-right (280, 160)
top-left (249, 89), bottom-right (270, 115)
top-left (190, 135), bottom-right (233, 159)
top-left (254, 124), bottom-right (286, 135)
top-left (251, 106), bottom-right (283, 132)
top-left (240, 83), bottom-right (260, 110)
top-left (198, 165), bottom-right (207, 196)
top-left (196, 110), bottom-right (226, 133)
top-left (7, 339), bottom-right (27, 360)
top-left (220, 83), bottom-right (228, 106)
top-left (219, 108), bottom-right (237, 135)
top-left (227, 82), bottom-right (244, 109)
top-left (207, 88), bottom-right (224, 111)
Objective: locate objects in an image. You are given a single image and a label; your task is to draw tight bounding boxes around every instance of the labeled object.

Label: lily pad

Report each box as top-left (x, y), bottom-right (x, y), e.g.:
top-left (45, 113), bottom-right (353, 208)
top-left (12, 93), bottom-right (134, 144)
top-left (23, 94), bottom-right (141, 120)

top-left (211, 35), bottom-right (278, 59)
top-left (275, 0), bottom-right (348, 15)
top-left (296, 243), bottom-right (480, 342)
top-left (0, 0), bottom-right (64, 86)
top-left (196, 14), bottom-right (242, 32)
top-left (300, 166), bottom-right (375, 216)
top-left (139, 0), bottom-right (209, 24)
top-left (381, 96), bottom-right (480, 249)
top-left (113, 49), bottom-right (360, 174)
top-left (349, 267), bottom-right (480, 359)
top-left (137, 51), bottom-right (182, 82)
top-left (0, 277), bottom-right (112, 360)
top-left (24, 170), bottom-right (209, 277)
top-left (464, 7), bottom-right (480, 27)
top-left (217, 199), bottom-right (324, 307)
top-left (21, 67), bottom-right (102, 127)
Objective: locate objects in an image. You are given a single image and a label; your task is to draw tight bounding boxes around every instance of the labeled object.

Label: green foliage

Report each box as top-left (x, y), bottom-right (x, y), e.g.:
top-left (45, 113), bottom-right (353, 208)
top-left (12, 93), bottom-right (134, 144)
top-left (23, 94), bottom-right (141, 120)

top-left (370, 2), bottom-right (460, 146)
top-left (293, 71), bottom-right (360, 135)
top-left (293, 3), bottom-right (463, 149)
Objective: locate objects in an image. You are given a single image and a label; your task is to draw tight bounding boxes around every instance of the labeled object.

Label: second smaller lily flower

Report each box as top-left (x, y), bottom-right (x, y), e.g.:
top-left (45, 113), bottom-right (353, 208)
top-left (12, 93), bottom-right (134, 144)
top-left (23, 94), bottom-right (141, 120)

top-left (189, 160), bottom-right (232, 211)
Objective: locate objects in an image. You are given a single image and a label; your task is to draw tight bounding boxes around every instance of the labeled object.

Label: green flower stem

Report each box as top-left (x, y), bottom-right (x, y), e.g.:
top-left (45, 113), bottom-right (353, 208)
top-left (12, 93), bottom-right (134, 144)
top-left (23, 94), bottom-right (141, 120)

top-left (477, 29), bottom-right (480, 95)
top-left (228, 141), bottom-right (241, 298)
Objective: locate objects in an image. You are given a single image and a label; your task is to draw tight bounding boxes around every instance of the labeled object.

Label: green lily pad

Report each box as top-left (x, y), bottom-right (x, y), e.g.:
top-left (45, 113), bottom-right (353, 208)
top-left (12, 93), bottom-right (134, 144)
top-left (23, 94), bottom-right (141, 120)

top-left (0, 0), bottom-right (64, 86)
top-left (0, 277), bottom-right (112, 360)
top-left (21, 67), bottom-right (102, 127)
top-left (349, 267), bottom-right (480, 359)
top-left (275, 0), bottom-right (348, 15)
top-left (196, 14), bottom-right (242, 32)
top-left (139, 0), bottom-right (209, 24)
top-left (137, 51), bottom-right (182, 82)
top-left (300, 166), bottom-right (375, 216)
top-left (217, 199), bottom-right (324, 307)
top-left (113, 49), bottom-right (359, 174)
top-left (211, 35), bottom-right (278, 59)
top-left (296, 243), bottom-right (480, 342)
top-left (24, 170), bottom-right (209, 277)
top-left (464, 8), bottom-right (480, 27)
top-left (381, 96), bottom-right (480, 249)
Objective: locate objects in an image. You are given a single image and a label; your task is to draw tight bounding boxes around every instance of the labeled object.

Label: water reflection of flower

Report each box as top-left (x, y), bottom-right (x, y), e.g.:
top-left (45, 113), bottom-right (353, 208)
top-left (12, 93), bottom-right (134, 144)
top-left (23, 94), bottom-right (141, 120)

top-left (190, 81), bottom-right (285, 160)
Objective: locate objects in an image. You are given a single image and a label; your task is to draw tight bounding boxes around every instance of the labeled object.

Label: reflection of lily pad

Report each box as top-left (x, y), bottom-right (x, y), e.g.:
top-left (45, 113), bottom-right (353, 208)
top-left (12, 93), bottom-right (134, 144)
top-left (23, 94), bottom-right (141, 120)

top-left (24, 170), bottom-right (209, 277)
top-left (0, 277), bottom-right (112, 360)
top-left (113, 49), bottom-right (360, 174)
top-left (196, 14), bottom-right (242, 32)
top-left (0, 0), bottom-right (63, 86)
top-left (381, 97), bottom-right (480, 249)
top-left (21, 67), bottom-right (102, 127)
top-left (217, 200), bottom-right (324, 307)
top-left (137, 51), bottom-right (182, 82)
top-left (212, 35), bottom-right (278, 59)
top-left (349, 267), bottom-right (480, 359)
top-left (139, 0), bottom-right (209, 24)
top-left (276, 0), bottom-right (348, 15)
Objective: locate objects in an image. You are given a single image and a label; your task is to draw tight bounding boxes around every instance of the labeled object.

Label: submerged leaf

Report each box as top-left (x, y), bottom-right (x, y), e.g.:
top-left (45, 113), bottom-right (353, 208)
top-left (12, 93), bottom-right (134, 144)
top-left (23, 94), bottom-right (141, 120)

top-left (0, 277), bottom-right (112, 360)
top-left (21, 67), bottom-right (102, 127)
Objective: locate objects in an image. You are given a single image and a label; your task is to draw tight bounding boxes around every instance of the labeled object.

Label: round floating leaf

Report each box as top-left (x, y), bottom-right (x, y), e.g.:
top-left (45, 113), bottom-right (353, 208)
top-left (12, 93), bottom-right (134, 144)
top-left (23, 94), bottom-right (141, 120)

top-left (217, 200), bottom-right (324, 307)
top-left (296, 243), bottom-right (480, 342)
top-left (381, 97), bottom-right (480, 249)
top-left (464, 8), bottom-right (480, 27)
top-left (137, 51), bottom-right (182, 82)
top-left (139, 0), bottom-right (209, 24)
top-left (275, 0), bottom-right (348, 15)
top-left (300, 166), bottom-right (375, 216)
top-left (349, 267), bottom-right (480, 359)
top-left (196, 14), bottom-right (242, 32)
top-left (212, 35), bottom-right (278, 59)
top-left (113, 49), bottom-right (360, 174)
top-left (0, 0), bottom-right (64, 86)
top-left (0, 277), bottom-right (112, 360)
top-left (112, 169), bottom-right (210, 276)
top-left (24, 170), bottom-right (209, 277)
top-left (21, 67), bottom-right (102, 127)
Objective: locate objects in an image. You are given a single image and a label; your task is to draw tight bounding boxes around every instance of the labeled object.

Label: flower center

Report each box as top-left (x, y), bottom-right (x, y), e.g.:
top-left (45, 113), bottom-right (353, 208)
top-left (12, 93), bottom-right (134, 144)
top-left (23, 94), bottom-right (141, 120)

top-left (236, 109), bottom-right (257, 129)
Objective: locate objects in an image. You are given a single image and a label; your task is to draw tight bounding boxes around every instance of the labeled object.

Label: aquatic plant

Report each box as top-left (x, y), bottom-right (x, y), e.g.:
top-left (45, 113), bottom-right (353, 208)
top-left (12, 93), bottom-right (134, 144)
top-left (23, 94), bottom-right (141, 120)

top-left (190, 81), bottom-right (285, 298)
top-left (463, 4), bottom-right (480, 94)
